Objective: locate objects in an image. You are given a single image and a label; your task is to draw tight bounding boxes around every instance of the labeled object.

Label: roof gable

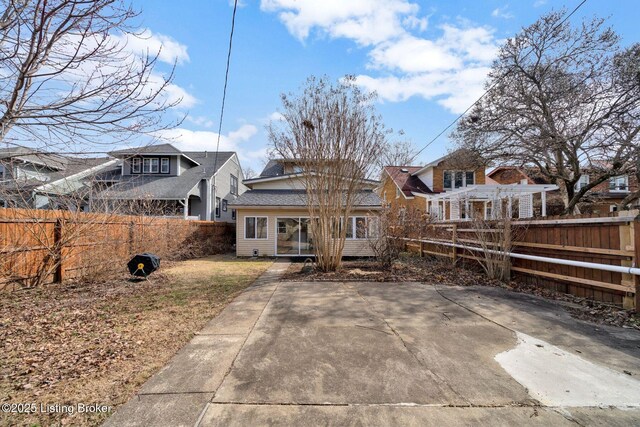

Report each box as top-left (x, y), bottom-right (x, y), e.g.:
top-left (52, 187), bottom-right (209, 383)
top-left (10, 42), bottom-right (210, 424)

top-left (384, 166), bottom-right (433, 197)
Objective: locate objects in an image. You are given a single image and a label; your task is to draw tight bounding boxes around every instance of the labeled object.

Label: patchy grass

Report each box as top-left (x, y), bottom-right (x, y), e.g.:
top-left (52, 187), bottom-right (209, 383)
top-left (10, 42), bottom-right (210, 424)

top-left (0, 255), bottom-right (272, 427)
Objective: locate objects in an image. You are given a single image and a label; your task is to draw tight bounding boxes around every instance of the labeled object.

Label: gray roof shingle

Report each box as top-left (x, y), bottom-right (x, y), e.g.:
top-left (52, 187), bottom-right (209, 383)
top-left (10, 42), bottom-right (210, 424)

top-left (96, 151), bottom-right (234, 200)
top-left (229, 189), bottom-right (382, 208)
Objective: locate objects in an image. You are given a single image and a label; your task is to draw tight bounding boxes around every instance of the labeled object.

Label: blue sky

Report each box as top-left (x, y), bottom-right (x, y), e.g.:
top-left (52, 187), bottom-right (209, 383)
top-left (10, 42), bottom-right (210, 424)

top-left (129, 0), bottom-right (640, 173)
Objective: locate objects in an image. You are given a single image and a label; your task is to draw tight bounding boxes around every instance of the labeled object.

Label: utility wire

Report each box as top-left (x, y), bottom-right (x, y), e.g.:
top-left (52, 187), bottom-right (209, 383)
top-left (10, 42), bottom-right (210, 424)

top-left (409, 0), bottom-right (588, 163)
top-left (212, 0), bottom-right (239, 221)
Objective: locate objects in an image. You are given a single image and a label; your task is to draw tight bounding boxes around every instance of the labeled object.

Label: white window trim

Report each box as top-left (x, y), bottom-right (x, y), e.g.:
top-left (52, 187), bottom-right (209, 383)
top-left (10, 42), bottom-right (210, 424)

top-left (575, 174), bottom-right (590, 191)
top-left (143, 158), bottom-right (151, 173)
top-left (230, 174), bottom-right (238, 195)
top-left (132, 158), bottom-right (141, 173)
top-left (609, 175), bottom-right (629, 193)
top-left (343, 216), bottom-right (376, 240)
top-left (245, 216), bottom-right (268, 240)
top-left (443, 170), bottom-right (475, 191)
top-left (161, 157), bottom-right (170, 174)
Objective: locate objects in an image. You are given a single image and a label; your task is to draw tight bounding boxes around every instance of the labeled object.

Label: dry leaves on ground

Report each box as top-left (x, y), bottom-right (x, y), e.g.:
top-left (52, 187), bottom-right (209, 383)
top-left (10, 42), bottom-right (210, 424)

top-left (0, 255), bottom-right (272, 427)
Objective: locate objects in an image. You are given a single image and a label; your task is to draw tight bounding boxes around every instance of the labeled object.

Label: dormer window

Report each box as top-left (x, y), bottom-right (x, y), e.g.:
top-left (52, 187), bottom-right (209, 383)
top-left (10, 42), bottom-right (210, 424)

top-left (292, 165), bottom-right (303, 173)
top-left (135, 157), bottom-right (169, 174)
top-left (443, 170), bottom-right (475, 190)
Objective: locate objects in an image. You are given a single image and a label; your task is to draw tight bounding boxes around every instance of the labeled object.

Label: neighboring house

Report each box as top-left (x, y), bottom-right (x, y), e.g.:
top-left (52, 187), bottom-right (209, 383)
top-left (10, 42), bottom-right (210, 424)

top-left (99, 144), bottom-right (246, 222)
top-left (0, 147), bottom-right (116, 210)
top-left (379, 150), bottom-right (486, 219)
top-left (487, 166), bottom-right (640, 214)
top-left (229, 158), bottom-right (382, 257)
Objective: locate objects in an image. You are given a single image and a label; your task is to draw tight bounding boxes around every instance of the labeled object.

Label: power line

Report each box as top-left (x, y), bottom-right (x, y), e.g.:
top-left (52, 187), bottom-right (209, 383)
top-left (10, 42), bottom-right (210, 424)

top-left (409, 0), bottom-right (588, 163)
top-left (212, 0), bottom-right (239, 220)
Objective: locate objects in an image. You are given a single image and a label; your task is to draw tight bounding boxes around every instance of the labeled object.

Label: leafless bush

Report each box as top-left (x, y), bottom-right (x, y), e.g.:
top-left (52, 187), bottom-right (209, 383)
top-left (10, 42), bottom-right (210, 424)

top-left (468, 216), bottom-right (514, 282)
top-left (369, 206), bottom-right (433, 267)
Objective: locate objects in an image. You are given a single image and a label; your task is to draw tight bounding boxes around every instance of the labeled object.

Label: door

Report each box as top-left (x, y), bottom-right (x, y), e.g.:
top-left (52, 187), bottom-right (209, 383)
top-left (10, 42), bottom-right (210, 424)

top-left (277, 217), bottom-right (314, 256)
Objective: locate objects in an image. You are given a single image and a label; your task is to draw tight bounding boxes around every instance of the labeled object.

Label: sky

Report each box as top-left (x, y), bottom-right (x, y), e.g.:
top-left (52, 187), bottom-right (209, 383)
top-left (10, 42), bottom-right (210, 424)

top-left (127, 0), bottom-right (640, 173)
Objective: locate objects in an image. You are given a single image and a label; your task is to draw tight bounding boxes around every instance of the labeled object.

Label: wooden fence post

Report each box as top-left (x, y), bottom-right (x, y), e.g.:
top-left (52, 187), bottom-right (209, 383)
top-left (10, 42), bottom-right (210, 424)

top-left (54, 218), bottom-right (64, 283)
top-left (634, 218), bottom-right (640, 311)
top-left (621, 219), bottom-right (636, 310)
top-left (451, 224), bottom-right (457, 265)
top-left (419, 240), bottom-right (424, 258)
top-left (128, 221), bottom-right (135, 256)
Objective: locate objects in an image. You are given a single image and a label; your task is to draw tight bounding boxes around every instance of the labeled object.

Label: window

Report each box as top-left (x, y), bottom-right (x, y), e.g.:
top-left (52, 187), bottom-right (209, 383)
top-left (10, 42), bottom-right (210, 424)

top-left (454, 171), bottom-right (464, 189)
top-left (340, 216), bottom-right (374, 240)
top-left (443, 171), bottom-right (452, 190)
top-left (609, 175), bottom-right (628, 192)
top-left (141, 157), bottom-right (163, 174)
top-left (245, 217), bottom-right (267, 239)
top-left (355, 217), bottom-right (367, 239)
top-left (231, 209), bottom-right (236, 220)
top-left (222, 199), bottom-right (227, 212)
top-left (161, 158), bottom-right (170, 174)
top-left (230, 174), bottom-right (238, 195)
top-left (610, 205), bottom-right (618, 213)
top-left (575, 174), bottom-right (590, 191)
top-left (465, 171), bottom-right (475, 186)
top-left (396, 187), bottom-right (401, 198)
top-left (215, 197), bottom-right (221, 218)
top-left (132, 158), bottom-right (141, 173)
top-left (443, 170), bottom-right (475, 190)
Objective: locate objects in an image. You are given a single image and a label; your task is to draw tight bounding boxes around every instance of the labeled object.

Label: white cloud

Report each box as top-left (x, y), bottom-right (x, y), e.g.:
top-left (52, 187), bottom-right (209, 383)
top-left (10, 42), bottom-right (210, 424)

top-left (115, 29), bottom-right (190, 65)
top-left (262, 0), bottom-right (500, 114)
top-left (355, 65), bottom-right (489, 107)
top-left (491, 6), bottom-right (514, 19)
top-left (155, 124), bottom-right (264, 165)
top-left (369, 36), bottom-right (461, 73)
top-left (260, 0), bottom-right (422, 46)
top-left (533, 0), bottom-right (547, 7)
top-left (186, 115), bottom-right (216, 128)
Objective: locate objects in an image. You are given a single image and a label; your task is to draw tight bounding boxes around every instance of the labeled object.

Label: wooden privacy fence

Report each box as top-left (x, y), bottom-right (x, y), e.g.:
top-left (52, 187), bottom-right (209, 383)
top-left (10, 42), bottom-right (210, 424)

top-left (0, 207), bottom-right (234, 290)
top-left (403, 210), bottom-right (640, 309)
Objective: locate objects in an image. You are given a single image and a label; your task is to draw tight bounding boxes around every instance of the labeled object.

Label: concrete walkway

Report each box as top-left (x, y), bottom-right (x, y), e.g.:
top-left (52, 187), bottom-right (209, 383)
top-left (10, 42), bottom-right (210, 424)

top-left (104, 269), bottom-right (640, 426)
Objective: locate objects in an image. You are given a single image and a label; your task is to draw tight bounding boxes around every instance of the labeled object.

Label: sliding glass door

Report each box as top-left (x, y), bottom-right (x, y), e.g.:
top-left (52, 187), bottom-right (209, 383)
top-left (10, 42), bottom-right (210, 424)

top-left (277, 217), bottom-right (314, 256)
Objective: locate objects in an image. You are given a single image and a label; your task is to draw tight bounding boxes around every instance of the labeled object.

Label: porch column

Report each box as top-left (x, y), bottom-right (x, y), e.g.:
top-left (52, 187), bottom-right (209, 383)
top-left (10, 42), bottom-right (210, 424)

top-left (541, 191), bottom-right (547, 217)
top-left (183, 199), bottom-right (188, 219)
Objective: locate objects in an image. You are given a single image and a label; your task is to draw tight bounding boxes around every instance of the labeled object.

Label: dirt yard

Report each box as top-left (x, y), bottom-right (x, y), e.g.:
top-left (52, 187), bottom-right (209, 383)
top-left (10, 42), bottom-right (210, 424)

top-left (0, 255), bottom-right (272, 427)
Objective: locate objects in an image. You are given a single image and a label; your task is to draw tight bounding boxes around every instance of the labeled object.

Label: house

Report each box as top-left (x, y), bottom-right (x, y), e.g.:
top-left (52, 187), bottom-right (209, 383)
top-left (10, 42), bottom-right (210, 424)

top-left (379, 150), bottom-right (487, 219)
top-left (487, 166), bottom-right (640, 214)
top-left (97, 144), bottom-right (246, 221)
top-left (380, 151), bottom-right (561, 220)
top-left (229, 159), bottom-right (382, 257)
top-left (0, 147), bottom-right (116, 210)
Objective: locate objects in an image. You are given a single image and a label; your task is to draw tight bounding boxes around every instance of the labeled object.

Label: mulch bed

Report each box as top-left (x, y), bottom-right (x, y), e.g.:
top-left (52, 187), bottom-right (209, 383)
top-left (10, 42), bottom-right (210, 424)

top-left (283, 256), bottom-right (640, 331)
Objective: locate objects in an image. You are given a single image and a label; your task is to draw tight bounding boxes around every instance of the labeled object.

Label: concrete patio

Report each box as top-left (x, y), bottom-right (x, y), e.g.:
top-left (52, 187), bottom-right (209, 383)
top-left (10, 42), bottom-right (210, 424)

top-left (104, 261), bottom-right (640, 426)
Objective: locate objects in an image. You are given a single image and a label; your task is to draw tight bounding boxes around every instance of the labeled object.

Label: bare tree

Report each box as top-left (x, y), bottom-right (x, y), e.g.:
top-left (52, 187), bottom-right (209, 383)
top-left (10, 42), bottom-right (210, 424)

top-left (242, 166), bottom-right (258, 179)
top-left (0, 0), bottom-right (180, 152)
top-left (268, 75), bottom-right (387, 272)
top-left (452, 11), bottom-right (640, 214)
top-left (378, 138), bottom-right (417, 168)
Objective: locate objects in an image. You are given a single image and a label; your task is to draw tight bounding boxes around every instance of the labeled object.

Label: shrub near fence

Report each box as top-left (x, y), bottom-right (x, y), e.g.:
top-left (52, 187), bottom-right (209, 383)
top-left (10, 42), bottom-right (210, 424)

top-left (405, 210), bottom-right (640, 309)
top-left (0, 208), bottom-right (235, 290)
